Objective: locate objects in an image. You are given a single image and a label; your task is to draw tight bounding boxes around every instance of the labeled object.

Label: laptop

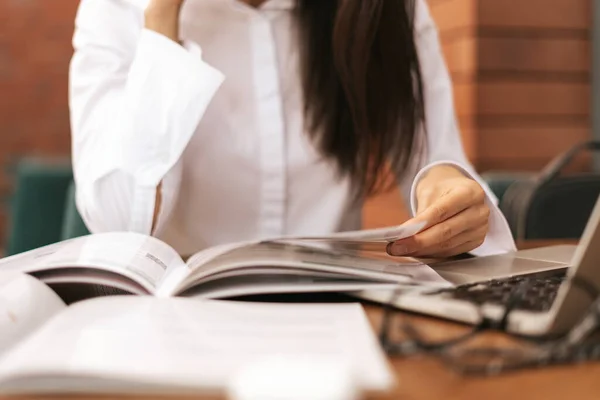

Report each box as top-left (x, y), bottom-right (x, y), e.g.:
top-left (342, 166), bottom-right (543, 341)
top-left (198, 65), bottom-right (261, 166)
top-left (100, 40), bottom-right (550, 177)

top-left (359, 195), bottom-right (600, 336)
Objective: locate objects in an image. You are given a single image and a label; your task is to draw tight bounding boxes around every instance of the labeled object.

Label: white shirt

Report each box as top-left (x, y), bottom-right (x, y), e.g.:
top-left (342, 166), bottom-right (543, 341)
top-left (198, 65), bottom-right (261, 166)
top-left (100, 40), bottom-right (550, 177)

top-left (68, 0), bottom-right (516, 256)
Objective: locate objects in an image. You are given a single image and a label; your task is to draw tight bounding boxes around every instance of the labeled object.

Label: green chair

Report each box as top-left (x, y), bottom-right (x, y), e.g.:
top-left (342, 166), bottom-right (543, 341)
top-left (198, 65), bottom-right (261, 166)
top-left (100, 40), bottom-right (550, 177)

top-left (481, 171), bottom-right (534, 205)
top-left (61, 181), bottom-right (90, 240)
top-left (5, 158), bottom-right (74, 256)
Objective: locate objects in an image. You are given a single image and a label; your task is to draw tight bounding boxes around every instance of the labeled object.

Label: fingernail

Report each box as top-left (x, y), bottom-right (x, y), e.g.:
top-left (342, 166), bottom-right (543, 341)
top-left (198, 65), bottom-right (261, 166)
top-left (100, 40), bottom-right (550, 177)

top-left (386, 242), bottom-right (394, 254)
top-left (388, 243), bottom-right (409, 256)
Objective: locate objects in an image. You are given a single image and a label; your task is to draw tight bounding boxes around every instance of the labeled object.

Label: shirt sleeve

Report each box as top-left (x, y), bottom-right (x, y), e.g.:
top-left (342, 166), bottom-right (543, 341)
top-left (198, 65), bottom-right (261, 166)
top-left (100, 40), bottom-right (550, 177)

top-left (69, 0), bottom-right (224, 236)
top-left (398, 0), bottom-right (516, 256)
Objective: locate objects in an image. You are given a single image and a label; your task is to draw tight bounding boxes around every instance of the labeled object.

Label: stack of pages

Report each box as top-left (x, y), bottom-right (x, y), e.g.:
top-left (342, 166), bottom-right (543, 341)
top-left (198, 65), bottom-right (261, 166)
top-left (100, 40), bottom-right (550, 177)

top-left (0, 273), bottom-right (394, 396)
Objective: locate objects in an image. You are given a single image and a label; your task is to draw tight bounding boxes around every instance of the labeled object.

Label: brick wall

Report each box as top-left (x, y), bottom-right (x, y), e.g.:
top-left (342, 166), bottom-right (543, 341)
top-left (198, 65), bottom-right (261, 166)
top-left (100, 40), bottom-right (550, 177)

top-left (0, 0), bottom-right (79, 246)
top-left (432, 0), bottom-right (592, 171)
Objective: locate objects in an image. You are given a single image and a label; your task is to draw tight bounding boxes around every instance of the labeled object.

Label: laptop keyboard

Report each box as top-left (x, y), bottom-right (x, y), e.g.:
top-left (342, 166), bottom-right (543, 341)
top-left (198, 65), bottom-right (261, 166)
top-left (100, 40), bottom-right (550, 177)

top-left (428, 269), bottom-right (568, 312)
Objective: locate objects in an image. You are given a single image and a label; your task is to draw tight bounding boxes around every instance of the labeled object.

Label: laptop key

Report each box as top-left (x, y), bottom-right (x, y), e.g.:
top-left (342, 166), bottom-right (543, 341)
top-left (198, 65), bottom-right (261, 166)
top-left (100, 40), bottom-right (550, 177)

top-left (428, 270), bottom-right (568, 312)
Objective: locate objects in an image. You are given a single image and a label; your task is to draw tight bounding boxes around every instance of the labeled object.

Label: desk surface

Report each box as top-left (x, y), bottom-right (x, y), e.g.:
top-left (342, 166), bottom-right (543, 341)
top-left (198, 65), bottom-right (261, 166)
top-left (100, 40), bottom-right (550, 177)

top-left (8, 239), bottom-right (600, 400)
top-left (364, 307), bottom-right (600, 400)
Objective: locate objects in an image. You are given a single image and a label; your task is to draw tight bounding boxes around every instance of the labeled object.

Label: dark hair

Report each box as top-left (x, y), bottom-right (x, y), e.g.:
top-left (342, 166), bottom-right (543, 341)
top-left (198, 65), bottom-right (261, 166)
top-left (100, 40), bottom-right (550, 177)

top-left (296, 0), bottom-right (426, 200)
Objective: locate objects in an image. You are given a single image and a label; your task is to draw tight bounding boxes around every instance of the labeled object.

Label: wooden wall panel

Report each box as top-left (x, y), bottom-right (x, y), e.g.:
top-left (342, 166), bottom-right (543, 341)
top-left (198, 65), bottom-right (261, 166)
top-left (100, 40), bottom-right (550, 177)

top-left (479, 0), bottom-right (591, 30)
top-left (475, 0), bottom-right (592, 172)
top-left (478, 126), bottom-right (589, 161)
top-left (449, 83), bottom-right (581, 119)
top-left (470, 82), bottom-right (589, 116)
top-left (477, 37), bottom-right (590, 74)
top-left (439, 36), bottom-right (588, 77)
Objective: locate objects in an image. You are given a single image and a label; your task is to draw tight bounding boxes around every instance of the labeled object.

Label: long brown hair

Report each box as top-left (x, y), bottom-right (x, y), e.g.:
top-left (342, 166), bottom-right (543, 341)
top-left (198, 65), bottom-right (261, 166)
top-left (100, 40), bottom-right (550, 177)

top-left (296, 0), bottom-right (426, 200)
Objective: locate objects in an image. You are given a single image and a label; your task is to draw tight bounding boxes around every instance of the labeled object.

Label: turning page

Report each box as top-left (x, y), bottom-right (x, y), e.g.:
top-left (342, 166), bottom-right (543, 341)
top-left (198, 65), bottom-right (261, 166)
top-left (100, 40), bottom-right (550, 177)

top-left (160, 240), bottom-right (449, 298)
top-left (284, 220), bottom-right (426, 244)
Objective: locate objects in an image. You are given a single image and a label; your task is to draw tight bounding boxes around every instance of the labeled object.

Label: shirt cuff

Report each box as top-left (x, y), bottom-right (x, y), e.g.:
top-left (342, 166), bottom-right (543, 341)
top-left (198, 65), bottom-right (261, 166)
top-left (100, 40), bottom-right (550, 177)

top-left (409, 160), bottom-right (517, 256)
top-left (121, 29), bottom-right (225, 232)
top-left (123, 28), bottom-right (225, 186)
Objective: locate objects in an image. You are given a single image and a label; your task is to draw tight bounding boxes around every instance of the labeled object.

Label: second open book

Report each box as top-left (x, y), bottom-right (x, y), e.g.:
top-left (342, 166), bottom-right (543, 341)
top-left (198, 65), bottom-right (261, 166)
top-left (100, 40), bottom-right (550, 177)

top-left (0, 221), bottom-right (450, 300)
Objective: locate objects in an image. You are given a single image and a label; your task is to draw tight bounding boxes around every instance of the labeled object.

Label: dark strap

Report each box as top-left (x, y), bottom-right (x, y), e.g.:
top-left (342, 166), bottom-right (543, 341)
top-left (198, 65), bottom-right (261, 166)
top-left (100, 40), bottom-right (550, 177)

top-left (538, 141), bottom-right (600, 185)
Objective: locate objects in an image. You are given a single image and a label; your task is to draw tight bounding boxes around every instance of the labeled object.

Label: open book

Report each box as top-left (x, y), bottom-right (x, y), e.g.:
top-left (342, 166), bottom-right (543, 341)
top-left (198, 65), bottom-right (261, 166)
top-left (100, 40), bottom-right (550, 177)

top-left (0, 222), bottom-right (449, 302)
top-left (0, 273), bottom-right (394, 395)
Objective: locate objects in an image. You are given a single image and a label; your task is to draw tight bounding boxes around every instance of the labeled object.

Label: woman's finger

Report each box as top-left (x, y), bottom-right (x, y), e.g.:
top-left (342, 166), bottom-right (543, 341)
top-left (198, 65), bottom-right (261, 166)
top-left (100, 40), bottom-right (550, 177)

top-left (410, 224), bottom-right (488, 258)
top-left (388, 204), bottom-right (489, 256)
top-left (411, 180), bottom-right (486, 230)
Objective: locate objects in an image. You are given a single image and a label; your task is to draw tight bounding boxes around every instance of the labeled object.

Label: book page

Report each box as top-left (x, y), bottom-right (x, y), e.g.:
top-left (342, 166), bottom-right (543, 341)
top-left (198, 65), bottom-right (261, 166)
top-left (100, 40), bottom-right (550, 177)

top-left (0, 233), bottom-right (186, 295)
top-left (180, 221), bottom-right (426, 275)
top-left (181, 274), bottom-right (401, 299)
top-left (157, 240), bottom-right (257, 297)
top-left (166, 221), bottom-right (433, 296)
top-left (0, 273), bottom-right (65, 356)
top-left (175, 241), bottom-right (450, 296)
top-left (0, 297), bottom-right (394, 395)
top-left (284, 220), bottom-right (426, 243)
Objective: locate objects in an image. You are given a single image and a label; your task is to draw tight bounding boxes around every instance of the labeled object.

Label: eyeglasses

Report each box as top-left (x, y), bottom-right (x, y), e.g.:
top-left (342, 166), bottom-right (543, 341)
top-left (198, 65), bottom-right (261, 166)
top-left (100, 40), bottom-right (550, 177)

top-left (378, 275), bottom-right (600, 376)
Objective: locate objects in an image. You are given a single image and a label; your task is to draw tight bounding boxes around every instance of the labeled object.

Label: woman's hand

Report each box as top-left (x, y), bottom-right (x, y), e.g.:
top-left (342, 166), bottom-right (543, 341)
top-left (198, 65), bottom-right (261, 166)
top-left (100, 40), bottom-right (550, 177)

top-left (387, 165), bottom-right (490, 258)
top-left (145, 0), bottom-right (186, 42)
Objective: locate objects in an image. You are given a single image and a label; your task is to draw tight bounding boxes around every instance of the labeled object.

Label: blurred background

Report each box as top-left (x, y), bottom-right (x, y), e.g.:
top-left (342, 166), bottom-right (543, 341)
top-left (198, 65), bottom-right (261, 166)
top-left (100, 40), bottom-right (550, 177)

top-left (365, 0), bottom-right (596, 229)
top-left (0, 0), bottom-right (596, 255)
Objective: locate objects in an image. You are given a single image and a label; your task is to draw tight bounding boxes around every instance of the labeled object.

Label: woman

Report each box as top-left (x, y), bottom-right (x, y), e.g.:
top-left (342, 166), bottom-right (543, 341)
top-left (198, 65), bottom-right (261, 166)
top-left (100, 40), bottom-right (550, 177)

top-left (69, 0), bottom-right (515, 258)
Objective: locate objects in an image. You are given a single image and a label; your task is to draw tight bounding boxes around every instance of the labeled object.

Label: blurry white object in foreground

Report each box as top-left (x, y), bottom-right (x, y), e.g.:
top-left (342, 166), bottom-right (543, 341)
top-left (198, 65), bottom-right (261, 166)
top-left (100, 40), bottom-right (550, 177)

top-left (0, 297), bottom-right (393, 395)
top-left (228, 355), bottom-right (358, 400)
